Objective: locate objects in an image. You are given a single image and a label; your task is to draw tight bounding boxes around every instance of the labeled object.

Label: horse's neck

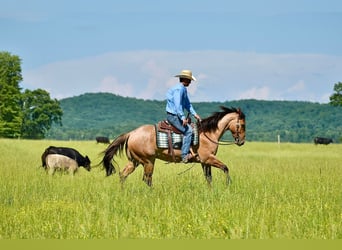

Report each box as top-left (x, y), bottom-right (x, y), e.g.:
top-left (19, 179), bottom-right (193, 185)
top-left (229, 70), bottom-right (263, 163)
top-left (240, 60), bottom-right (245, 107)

top-left (212, 113), bottom-right (237, 140)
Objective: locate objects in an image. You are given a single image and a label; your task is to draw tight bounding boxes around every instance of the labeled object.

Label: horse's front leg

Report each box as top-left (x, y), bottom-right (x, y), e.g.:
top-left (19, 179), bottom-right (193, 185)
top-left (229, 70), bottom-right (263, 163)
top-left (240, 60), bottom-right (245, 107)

top-left (201, 163), bottom-right (212, 186)
top-left (204, 155), bottom-right (231, 185)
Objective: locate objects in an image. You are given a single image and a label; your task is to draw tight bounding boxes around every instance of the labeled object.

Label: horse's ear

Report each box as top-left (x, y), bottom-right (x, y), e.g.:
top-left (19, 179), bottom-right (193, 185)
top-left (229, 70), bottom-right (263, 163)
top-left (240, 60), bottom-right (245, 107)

top-left (237, 108), bottom-right (241, 115)
top-left (237, 108), bottom-right (245, 119)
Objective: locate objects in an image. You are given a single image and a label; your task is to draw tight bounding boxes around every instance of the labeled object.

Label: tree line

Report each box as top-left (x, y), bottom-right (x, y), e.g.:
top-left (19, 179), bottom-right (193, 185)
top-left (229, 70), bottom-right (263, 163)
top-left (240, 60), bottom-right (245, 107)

top-left (45, 93), bottom-right (342, 143)
top-left (1, 51), bottom-right (342, 142)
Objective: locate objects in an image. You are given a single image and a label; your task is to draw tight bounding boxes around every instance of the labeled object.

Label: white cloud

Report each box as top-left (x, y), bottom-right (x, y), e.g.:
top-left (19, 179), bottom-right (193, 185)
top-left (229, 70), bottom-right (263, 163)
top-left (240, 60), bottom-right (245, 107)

top-left (287, 80), bottom-right (306, 93)
top-left (98, 76), bottom-right (134, 97)
top-left (238, 86), bottom-right (271, 100)
top-left (22, 50), bottom-right (342, 103)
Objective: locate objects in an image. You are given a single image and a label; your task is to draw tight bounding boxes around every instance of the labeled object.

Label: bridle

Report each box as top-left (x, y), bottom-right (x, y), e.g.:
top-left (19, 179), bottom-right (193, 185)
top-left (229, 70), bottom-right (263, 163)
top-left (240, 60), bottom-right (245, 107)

top-left (200, 116), bottom-right (243, 146)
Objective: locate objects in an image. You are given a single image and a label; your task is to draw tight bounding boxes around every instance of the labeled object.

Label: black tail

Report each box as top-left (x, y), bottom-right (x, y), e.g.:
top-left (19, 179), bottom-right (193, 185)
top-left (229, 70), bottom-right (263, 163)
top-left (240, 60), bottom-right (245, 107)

top-left (41, 148), bottom-right (49, 169)
top-left (102, 133), bottom-right (129, 176)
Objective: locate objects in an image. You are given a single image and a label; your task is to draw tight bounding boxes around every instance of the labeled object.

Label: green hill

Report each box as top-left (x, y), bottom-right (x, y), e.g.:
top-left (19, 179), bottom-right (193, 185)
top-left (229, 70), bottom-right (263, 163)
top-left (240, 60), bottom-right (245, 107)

top-left (47, 92), bottom-right (342, 143)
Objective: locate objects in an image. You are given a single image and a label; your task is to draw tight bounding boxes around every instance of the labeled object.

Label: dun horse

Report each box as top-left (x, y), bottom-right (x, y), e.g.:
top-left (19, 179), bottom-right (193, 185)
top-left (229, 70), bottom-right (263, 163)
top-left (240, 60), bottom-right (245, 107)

top-left (102, 106), bottom-right (245, 186)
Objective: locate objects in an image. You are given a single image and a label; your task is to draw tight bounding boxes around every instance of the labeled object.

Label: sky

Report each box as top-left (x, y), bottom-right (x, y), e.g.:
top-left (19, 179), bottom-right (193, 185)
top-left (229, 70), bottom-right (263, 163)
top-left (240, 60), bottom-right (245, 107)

top-left (1, 0), bottom-right (342, 103)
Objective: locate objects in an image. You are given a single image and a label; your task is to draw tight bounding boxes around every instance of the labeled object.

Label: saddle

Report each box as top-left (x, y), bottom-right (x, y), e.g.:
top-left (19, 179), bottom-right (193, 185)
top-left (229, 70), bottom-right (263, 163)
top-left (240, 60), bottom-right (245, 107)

top-left (155, 120), bottom-right (199, 162)
top-left (157, 120), bottom-right (183, 134)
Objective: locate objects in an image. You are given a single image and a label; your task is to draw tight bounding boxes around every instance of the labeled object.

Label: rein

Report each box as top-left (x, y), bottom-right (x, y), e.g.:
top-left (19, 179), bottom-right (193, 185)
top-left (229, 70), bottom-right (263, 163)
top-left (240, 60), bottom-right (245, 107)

top-left (202, 132), bottom-right (236, 145)
top-left (177, 163), bottom-right (196, 175)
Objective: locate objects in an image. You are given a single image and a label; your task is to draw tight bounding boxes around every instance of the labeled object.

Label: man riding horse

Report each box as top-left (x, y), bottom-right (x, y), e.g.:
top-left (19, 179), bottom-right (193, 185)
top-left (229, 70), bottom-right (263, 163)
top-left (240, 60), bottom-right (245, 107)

top-left (165, 69), bottom-right (201, 163)
top-left (102, 70), bottom-right (245, 187)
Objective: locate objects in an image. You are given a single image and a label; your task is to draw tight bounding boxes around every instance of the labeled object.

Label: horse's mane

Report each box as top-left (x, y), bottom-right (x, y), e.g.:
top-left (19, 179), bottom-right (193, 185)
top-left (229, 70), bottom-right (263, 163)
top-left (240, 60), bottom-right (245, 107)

top-left (199, 106), bottom-right (245, 133)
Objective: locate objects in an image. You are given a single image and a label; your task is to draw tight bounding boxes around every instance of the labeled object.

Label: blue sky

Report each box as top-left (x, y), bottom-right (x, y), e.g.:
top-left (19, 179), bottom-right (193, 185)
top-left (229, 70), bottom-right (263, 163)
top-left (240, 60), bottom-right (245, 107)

top-left (1, 0), bottom-right (342, 103)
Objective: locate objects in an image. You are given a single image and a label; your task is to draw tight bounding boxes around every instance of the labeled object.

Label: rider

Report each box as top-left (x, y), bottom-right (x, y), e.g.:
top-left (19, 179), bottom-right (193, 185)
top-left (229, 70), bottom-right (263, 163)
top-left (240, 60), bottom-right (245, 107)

top-left (165, 69), bottom-right (201, 163)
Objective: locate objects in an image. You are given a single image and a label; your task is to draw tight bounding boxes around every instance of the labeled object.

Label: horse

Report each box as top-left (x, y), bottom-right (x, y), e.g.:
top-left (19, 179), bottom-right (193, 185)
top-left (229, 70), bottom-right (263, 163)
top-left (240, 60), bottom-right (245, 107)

top-left (102, 106), bottom-right (245, 187)
top-left (45, 154), bottom-right (79, 175)
top-left (41, 146), bottom-right (91, 171)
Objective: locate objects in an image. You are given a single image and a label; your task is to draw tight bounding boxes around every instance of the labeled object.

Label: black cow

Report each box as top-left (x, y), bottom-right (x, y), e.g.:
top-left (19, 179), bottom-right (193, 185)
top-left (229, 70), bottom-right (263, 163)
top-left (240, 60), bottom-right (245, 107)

top-left (41, 146), bottom-right (91, 171)
top-left (314, 137), bottom-right (333, 145)
top-left (96, 136), bottom-right (110, 144)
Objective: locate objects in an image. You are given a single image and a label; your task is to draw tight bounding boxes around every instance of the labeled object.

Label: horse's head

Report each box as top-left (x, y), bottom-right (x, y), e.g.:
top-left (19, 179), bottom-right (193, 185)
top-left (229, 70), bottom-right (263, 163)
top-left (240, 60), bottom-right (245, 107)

top-left (229, 108), bottom-right (245, 146)
top-left (200, 106), bottom-right (246, 146)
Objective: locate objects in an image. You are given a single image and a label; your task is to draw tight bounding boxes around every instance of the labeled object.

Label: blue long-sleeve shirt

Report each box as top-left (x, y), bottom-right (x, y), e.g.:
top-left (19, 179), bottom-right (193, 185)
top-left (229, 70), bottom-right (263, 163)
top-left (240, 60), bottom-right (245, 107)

top-left (165, 83), bottom-right (197, 120)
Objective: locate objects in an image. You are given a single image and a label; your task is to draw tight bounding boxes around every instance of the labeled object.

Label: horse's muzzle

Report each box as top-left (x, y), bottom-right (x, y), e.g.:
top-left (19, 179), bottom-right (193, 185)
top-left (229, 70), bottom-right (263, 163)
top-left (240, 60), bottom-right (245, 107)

top-left (235, 138), bottom-right (245, 146)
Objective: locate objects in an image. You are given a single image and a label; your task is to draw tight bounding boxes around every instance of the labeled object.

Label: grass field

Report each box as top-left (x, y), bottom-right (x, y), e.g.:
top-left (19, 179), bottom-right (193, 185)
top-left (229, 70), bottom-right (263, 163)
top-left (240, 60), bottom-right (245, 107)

top-left (0, 138), bottom-right (341, 239)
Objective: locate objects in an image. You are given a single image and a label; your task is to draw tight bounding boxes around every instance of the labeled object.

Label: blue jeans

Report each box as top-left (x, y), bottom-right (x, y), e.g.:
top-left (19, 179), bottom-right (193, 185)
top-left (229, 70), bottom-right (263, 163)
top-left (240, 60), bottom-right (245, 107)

top-left (166, 113), bottom-right (193, 159)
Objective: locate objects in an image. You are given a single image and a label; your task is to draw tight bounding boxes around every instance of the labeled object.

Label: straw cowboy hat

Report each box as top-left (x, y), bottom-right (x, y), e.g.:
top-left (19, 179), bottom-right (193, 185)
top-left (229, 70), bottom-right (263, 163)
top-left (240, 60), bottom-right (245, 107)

top-left (174, 69), bottom-right (197, 81)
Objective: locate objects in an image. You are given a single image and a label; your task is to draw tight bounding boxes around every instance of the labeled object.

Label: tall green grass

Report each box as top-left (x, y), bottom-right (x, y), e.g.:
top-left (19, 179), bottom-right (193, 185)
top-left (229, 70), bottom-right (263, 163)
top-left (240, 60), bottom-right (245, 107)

top-left (0, 139), bottom-right (341, 239)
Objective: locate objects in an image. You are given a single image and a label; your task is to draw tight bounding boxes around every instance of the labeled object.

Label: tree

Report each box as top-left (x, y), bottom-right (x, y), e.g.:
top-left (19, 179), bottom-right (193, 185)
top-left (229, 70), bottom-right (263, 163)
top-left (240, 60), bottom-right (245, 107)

top-left (0, 51), bottom-right (23, 138)
top-left (1, 51), bottom-right (63, 139)
top-left (329, 82), bottom-right (342, 106)
top-left (21, 89), bottom-right (63, 139)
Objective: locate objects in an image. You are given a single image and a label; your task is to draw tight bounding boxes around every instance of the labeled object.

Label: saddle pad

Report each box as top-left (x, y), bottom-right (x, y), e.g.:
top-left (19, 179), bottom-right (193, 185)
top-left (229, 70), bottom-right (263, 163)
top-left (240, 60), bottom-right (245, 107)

top-left (156, 123), bottom-right (199, 149)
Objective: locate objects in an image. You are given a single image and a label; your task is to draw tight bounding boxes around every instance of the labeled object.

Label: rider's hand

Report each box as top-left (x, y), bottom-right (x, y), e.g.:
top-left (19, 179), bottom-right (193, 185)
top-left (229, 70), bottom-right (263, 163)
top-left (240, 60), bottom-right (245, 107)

top-left (182, 119), bottom-right (188, 126)
top-left (195, 114), bottom-right (201, 122)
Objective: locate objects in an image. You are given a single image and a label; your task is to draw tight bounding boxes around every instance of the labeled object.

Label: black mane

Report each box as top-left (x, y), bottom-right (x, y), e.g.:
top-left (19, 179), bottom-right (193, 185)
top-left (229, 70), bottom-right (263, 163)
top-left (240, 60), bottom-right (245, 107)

top-left (199, 106), bottom-right (244, 133)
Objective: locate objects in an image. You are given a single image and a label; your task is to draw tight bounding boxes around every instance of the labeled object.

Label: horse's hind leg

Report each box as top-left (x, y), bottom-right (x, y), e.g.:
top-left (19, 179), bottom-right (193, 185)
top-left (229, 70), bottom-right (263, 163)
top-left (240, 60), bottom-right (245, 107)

top-left (142, 160), bottom-right (155, 187)
top-left (119, 161), bottom-right (136, 184)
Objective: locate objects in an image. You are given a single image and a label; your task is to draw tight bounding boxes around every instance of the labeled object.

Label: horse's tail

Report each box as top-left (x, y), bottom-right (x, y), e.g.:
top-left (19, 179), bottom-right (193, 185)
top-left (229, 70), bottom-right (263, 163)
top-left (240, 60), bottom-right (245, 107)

top-left (102, 132), bottom-right (130, 176)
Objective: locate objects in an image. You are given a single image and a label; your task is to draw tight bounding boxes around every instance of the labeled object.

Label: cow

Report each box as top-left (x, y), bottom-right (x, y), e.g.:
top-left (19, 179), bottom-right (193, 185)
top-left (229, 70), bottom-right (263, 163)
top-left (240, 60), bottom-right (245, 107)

top-left (41, 146), bottom-right (91, 171)
top-left (45, 154), bottom-right (79, 175)
top-left (314, 137), bottom-right (333, 145)
top-left (96, 136), bottom-right (110, 144)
